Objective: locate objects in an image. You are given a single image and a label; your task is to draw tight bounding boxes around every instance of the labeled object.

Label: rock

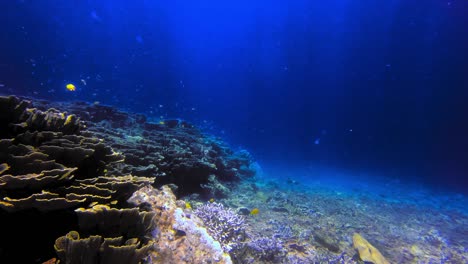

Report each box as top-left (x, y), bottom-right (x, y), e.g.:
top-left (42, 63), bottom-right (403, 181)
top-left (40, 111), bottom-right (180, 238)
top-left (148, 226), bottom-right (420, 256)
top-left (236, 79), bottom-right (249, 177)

top-left (352, 233), bottom-right (390, 264)
top-left (313, 234), bottom-right (340, 253)
top-left (200, 174), bottom-right (231, 198)
top-left (271, 206), bottom-right (289, 213)
top-left (238, 207), bottom-right (250, 215)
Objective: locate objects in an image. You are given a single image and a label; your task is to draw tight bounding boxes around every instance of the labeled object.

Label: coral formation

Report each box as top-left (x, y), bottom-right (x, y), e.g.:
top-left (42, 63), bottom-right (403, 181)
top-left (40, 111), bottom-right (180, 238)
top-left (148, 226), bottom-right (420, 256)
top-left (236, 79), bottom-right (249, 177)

top-left (128, 185), bottom-right (233, 264)
top-left (2, 95), bottom-right (465, 263)
top-left (0, 95), bottom-right (260, 263)
top-left (353, 233), bottom-right (389, 264)
top-left (200, 174), bottom-right (231, 198)
top-left (32, 98), bottom-right (256, 196)
top-left (194, 202), bottom-right (247, 252)
top-left (247, 237), bottom-right (286, 262)
top-left (54, 230), bottom-right (154, 264)
top-left (0, 96), bottom-right (154, 263)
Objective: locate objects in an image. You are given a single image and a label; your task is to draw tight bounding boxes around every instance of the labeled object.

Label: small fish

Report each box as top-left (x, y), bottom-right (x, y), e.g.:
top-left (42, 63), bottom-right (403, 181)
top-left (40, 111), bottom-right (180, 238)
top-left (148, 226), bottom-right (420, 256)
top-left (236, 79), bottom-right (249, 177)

top-left (209, 198), bottom-right (215, 203)
top-left (250, 208), bottom-right (259, 215)
top-left (314, 138), bottom-right (320, 145)
top-left (66, 83), bottom-right (76, 91)
top-left (81, 79), bottom-right (87, 85)
top-left (185, 201), bottom-right (192, 210)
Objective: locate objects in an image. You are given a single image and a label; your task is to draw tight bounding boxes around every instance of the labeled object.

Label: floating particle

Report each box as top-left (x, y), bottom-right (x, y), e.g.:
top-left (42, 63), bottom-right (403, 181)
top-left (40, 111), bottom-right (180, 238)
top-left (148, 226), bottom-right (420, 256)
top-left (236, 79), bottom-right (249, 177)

top-left (90, 10), bottom-right (102, 22)
top-left (135, 35), bottom-right (144, 44)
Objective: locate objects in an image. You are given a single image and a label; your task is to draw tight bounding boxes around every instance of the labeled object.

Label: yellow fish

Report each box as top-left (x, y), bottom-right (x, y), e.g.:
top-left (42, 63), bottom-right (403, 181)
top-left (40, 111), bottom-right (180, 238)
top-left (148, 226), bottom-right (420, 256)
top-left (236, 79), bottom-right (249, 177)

top-left (250, 208), bottom-right (259, 215)
top-left (66, 83), bottom-right (76, 91)
top-left (209, 198), bottom-right (215, 203)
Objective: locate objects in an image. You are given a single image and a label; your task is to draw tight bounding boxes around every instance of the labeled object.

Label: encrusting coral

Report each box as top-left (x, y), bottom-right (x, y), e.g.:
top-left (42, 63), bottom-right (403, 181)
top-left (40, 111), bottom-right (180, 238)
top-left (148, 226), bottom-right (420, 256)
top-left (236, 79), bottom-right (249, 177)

top-left (353, 233), bottom-right (390, 264)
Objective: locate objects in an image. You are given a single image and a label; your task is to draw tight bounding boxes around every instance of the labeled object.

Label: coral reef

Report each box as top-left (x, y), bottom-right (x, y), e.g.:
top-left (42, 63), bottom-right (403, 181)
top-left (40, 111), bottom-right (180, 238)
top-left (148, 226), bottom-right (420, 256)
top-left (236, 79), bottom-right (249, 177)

top-left (32, 99), bottom-right (256, 196)
top-left (54, 230), bottom-right (154, 264)
top-left (128, 185), bottom-right (232, 264)
top-left (209, 177), bottom-right (468, 263)
top-left (200, 174), bottom-right (231, 198)
top-left (2, 95), bottom-right (466, 263)
top-left (247, 237), bottom-right (286, 262)
top-left (0, 95), bottom-right (255, 263)
top-left (194, 202), bottom-right (247, 252)
top-left (0, 96), bottom-right (154, 263)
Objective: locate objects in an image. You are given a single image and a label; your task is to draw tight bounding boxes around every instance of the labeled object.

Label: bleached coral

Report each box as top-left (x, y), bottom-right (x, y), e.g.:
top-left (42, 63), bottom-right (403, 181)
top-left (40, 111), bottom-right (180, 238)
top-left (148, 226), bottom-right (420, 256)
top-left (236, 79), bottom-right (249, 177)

top-left (194, 202), bottom-right (246, 252)
top-left (129, 186), bottom-right (233, 264)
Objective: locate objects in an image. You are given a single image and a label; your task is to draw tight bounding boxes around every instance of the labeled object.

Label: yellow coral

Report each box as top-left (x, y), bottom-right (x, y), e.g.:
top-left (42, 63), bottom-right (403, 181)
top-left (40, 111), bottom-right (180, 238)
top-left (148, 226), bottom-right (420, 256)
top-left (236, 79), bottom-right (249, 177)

top-left (0, 163), bottom-right (10, 174)
top-left (352, 233), bottom-right (389, 264)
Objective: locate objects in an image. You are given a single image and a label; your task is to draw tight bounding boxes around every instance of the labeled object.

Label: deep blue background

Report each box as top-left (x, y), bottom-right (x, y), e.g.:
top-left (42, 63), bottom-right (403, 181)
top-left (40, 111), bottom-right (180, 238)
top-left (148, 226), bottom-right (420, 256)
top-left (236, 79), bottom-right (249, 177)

top-left (1, 0), bottom-right (467, 192)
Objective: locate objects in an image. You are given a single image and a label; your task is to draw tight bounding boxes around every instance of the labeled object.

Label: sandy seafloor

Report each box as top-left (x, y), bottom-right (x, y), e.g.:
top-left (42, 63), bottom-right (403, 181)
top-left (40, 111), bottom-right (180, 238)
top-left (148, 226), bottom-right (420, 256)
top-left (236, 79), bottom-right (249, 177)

top-left (194, 167), bottom-right (468, 263)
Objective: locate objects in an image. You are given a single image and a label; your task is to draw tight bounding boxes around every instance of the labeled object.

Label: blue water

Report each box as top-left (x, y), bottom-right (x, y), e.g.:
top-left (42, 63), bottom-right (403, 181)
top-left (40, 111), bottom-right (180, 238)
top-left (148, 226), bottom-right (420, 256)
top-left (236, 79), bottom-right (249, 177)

top-left (1, 0), bottom-right (467, 195)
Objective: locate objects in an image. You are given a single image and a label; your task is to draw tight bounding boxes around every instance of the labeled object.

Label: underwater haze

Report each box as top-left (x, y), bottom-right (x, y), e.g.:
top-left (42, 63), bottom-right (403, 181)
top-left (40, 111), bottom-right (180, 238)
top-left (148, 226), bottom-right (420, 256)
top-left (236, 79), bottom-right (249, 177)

top-left (1, 0), bottom-right (468, 263)
top-left (2, 0), bottom-right (467, 192)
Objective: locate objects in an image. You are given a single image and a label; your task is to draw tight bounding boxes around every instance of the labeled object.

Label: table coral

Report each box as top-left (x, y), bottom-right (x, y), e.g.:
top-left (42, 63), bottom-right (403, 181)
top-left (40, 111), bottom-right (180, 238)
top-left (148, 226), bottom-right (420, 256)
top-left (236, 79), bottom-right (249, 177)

top-left (0, 96), bottom-right (155, 263)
